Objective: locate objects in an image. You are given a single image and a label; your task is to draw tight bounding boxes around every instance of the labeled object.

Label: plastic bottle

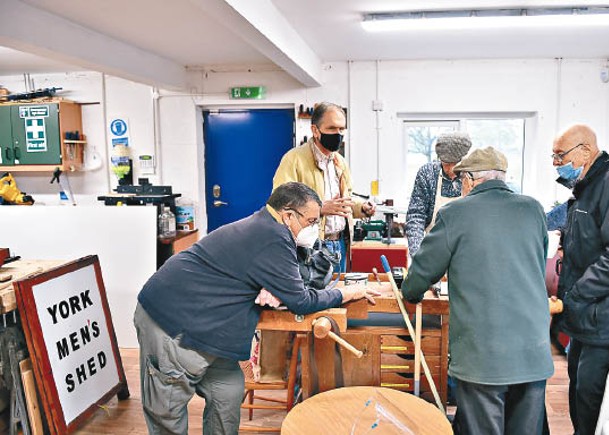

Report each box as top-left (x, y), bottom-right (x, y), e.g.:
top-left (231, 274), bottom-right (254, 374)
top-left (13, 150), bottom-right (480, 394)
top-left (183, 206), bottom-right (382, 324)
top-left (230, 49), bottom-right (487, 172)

top-left (158, 206), bottom-right (177, 239)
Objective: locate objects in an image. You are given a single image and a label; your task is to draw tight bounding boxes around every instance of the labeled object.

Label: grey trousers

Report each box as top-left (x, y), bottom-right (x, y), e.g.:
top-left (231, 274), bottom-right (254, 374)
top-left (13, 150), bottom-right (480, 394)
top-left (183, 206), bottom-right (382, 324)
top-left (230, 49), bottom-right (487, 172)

top-left (452, 378), bottom-right (547, 435)
top-left (134, 303), bottom-right (244, 435)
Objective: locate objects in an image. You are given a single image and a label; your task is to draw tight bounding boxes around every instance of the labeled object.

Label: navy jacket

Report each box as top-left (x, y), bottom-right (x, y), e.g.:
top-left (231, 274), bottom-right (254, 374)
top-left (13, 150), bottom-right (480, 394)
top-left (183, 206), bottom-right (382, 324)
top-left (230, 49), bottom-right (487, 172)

top-left (138, 207), bottom-right (342, 360)
top-left (559, 152), bottom-right (609, 345)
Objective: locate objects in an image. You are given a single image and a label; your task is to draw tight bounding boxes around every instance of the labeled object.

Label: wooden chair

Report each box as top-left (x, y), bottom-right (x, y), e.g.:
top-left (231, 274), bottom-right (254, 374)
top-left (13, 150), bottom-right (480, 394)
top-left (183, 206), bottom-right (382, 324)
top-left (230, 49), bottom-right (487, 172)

top-left (239, 335), bottom-right (301, 433)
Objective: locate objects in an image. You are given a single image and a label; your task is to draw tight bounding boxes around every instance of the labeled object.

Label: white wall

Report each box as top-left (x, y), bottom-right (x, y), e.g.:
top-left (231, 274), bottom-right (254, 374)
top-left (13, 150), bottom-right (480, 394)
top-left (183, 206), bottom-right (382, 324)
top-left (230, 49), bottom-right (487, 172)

top-left (2, 57), bottom-right (608, 215)
top-left (0, 206), bottom-right (157, 348)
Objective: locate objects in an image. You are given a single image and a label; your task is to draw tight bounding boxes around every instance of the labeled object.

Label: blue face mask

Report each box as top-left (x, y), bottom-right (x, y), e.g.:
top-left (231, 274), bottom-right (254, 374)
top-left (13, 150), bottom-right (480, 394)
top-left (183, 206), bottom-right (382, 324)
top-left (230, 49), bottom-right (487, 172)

top-left (556, 161), bottom-right (583, 181)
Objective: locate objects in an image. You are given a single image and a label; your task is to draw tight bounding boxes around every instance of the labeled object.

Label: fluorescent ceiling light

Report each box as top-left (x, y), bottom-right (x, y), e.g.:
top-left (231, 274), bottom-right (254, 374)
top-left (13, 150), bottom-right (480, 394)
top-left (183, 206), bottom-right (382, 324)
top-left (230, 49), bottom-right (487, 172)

top-left (362, 7), bottom-right (609, 32)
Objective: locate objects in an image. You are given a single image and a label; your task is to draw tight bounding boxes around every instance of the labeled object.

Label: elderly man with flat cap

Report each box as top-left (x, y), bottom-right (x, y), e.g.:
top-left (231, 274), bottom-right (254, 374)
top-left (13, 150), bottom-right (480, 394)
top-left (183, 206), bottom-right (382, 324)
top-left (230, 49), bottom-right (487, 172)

top-left (402, 147), bottom-right (553, 435)
top-left (405, 132), bottom-right (472, 256)
top-left (551, 124), bottom-right (609, 435)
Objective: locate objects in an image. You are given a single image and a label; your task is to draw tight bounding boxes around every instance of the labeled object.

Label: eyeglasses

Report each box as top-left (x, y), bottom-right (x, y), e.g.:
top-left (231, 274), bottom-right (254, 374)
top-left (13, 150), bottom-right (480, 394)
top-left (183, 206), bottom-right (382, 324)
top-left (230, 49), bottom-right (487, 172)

top-left (288, 209), bottom-right (320, 227)
top-left (551, 143), bottom-right (583, 164)
top-left (459, 171), bottom-right (474, 181)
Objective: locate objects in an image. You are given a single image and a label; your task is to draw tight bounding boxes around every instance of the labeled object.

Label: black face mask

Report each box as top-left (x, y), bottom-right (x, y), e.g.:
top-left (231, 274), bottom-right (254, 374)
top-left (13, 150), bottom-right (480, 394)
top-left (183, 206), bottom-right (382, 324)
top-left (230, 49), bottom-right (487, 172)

top-left (319, 132), bottom-right (343, 152)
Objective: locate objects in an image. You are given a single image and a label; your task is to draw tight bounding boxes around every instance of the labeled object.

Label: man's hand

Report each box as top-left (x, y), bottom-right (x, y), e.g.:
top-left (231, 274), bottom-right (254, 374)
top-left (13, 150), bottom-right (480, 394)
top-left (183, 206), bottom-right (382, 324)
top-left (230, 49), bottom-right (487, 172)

top-left (321, 195), bottom-right (354, 218)
top-left (255, 288), bottom-right (282, 308)
top-left (362, 201), bottom-right (376, 217)
top-left (339, 283), bottom-right (381, 305)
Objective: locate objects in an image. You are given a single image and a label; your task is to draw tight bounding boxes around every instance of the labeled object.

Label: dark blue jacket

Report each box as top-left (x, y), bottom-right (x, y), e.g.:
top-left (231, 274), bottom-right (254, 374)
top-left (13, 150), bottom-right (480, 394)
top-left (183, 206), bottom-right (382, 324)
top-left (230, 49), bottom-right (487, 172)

top-left (559, 152), bottom-right (609, 345)
top-left (138, 207), bottom-right (343, 360)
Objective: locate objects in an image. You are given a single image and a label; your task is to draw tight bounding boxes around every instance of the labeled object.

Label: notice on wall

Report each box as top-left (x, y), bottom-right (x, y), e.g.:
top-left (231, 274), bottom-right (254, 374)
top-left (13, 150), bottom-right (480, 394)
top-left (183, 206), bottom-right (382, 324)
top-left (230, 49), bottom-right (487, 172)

top-left (109, 117), bottom-right (130, 147)
top-left (19, 105), bottom-right (50, 153)
top-left (14, 256), bottom-right (129, 434)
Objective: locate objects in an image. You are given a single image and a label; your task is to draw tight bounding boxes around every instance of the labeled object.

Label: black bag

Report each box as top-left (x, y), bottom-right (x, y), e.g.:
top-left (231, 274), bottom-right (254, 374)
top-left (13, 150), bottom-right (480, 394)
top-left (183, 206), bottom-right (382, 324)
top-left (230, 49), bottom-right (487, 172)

top-left (296, 239), bottom-right (340, 290)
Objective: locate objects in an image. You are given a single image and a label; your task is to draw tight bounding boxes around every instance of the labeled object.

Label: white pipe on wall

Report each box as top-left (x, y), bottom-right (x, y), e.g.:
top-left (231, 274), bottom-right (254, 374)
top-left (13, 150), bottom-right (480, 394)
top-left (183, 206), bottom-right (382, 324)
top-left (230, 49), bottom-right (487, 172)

top-left (152, 88), bottom-right (163, 185)
top-left (101, 73), bottom-right (112, 193)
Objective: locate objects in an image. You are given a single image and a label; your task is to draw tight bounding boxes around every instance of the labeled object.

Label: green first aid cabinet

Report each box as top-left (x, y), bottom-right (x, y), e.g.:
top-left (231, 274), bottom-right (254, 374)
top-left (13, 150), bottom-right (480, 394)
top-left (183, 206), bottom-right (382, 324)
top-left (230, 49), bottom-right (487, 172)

top-left (0, 101), bottom-right (83, 170)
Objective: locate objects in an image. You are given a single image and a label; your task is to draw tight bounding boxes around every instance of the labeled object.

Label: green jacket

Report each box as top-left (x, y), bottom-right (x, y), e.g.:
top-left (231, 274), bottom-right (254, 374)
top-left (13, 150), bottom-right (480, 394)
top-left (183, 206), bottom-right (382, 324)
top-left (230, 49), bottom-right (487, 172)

top-left (272, 138), bottom-right (365, 241)
top-left (402, 180), bottom-right (554, 385)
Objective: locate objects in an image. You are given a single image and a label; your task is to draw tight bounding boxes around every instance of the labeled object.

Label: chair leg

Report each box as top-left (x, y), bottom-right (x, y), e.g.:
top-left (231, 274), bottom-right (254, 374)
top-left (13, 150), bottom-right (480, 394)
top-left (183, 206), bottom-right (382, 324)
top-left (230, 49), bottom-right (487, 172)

top-left (248, 389), bottom-right (254, 420)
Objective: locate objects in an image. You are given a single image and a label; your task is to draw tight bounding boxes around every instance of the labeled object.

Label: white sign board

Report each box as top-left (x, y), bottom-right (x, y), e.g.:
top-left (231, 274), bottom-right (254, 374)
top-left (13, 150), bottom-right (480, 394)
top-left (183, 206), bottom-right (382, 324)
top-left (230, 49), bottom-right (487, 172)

top-left (14, 256), bottom-right (128, 434)
top-left (33, 264), bottom-right (119, 424)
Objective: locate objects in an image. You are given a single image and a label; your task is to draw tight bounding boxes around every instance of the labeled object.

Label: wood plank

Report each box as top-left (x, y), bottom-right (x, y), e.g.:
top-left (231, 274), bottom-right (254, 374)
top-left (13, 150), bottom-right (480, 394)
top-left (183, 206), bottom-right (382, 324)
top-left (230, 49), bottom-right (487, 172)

top-left (341, 333), bottom-right (381, 386)
top-left (171, 230), bottom-right (199, 254)
top-left (257, 308), bottom-right (347, 332)
top-left (19, 358), bottom-right (44, 435)
top-left (0, 259), bottom-right (66, 313)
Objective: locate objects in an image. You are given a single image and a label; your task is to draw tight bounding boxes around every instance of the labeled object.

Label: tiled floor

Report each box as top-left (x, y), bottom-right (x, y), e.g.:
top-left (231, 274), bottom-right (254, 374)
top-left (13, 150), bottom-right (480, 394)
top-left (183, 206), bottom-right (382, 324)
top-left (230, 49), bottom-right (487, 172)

top-left (72, 347), bottom-right (573, 434)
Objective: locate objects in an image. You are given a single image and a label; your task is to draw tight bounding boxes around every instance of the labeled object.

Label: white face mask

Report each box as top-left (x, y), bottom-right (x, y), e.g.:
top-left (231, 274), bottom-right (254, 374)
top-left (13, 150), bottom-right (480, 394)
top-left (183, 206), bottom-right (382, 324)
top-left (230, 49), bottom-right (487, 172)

top-left (295, 223), bottom-right (319, 248)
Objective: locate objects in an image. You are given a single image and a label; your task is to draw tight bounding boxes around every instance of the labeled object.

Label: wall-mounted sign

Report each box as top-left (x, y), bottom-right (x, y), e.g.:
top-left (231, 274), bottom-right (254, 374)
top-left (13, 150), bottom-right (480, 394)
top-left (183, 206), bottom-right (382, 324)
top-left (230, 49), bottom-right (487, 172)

top-left (230, 86), bottom-right (266, 99)
top-left (109, 117), bottom-right (130, 147)
top-left (14, 256), bottom-right (129, 434)
top-left (19, 105), bottom-right (50, 153)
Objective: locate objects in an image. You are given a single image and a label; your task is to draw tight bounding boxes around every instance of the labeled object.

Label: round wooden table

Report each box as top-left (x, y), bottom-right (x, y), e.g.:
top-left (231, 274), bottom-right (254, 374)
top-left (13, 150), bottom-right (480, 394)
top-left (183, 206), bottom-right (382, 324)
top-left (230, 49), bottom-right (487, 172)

top-left (281, 386), bottom-right (452, 434)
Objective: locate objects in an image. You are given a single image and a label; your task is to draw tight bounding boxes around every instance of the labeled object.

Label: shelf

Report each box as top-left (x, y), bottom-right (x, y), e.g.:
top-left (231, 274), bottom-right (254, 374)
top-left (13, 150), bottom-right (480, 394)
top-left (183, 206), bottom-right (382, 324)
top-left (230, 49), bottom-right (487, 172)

top-left (0, 165), bottom-right (66, 173)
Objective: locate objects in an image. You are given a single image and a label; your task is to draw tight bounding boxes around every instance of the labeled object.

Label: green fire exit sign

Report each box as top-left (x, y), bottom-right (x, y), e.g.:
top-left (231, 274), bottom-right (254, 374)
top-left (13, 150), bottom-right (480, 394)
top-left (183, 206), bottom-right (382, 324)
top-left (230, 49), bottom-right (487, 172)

top-left (230, 86), bottom-right (266, 99)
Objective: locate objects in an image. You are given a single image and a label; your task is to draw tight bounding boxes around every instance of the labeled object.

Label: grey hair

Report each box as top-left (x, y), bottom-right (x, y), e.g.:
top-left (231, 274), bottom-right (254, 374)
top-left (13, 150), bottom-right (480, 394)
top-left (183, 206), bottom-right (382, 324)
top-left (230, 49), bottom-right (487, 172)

top-left (268, 182), bottom-right (322, 210)
top-left (311, 102), bottom-right (346, 127)
top-left (471, 170), bottom-right (506, 182)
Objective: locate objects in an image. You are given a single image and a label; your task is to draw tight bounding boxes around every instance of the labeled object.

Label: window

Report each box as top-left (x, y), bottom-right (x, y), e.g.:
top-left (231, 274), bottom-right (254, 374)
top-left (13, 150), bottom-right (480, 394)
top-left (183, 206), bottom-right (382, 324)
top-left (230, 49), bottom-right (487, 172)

top-left (403, 117), bottom-right (525, 198)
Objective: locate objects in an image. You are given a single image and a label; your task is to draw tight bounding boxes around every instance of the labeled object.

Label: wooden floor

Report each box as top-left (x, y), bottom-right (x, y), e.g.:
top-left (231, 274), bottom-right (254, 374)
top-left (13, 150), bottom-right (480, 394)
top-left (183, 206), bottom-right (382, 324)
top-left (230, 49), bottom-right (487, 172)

top-left (73, 347), bottom-right (573, 434)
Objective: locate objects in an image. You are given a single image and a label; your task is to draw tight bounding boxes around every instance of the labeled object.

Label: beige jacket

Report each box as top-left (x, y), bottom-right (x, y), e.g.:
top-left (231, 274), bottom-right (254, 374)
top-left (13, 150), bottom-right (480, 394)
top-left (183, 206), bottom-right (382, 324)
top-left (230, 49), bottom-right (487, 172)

top-left (272, 138), bottom-right (365, 242)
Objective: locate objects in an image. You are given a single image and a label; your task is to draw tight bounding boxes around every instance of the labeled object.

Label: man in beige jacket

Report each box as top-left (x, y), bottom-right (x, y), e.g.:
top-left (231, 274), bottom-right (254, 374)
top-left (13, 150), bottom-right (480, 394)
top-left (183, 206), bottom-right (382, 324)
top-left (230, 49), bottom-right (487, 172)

top-left (273, 102), bottom-right (375, 272)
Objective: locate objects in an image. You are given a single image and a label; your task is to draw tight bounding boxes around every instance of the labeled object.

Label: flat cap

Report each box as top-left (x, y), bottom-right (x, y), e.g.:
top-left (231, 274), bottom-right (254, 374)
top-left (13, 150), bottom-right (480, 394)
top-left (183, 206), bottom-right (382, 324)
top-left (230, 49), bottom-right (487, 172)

top-left (435, 132), bottom-right (472, 163)
top-left (453, 146), bottom-right (508, 174)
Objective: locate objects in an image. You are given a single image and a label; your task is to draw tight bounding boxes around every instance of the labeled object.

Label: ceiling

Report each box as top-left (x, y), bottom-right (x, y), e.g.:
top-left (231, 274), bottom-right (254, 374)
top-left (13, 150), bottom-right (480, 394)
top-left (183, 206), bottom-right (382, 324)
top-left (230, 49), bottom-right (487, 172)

top-left (2, 0), bottom-right (609, 89)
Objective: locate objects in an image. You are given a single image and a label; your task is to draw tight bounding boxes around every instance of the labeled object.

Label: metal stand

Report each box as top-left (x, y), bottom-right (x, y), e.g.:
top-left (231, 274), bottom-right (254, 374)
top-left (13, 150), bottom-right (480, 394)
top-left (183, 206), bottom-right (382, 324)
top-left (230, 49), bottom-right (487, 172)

top-left (382, 211), bottom-right (395, 245)
top-left (0, 313), bottom-right (31, 435)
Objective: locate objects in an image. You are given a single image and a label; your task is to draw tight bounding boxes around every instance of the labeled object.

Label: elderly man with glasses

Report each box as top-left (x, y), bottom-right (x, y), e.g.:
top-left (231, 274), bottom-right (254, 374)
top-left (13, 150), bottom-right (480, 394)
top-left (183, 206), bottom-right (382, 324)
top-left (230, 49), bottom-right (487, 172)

top-left (551, 124), bottom-right (609, 435)
top-left (133, 182), bottom-right (378, 435)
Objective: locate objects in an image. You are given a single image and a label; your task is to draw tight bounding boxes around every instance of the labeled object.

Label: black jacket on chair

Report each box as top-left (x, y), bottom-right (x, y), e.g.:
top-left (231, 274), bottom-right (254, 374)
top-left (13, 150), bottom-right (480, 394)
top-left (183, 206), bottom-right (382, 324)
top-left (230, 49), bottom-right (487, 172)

top-left (559, 151), bottom-right (609, 345)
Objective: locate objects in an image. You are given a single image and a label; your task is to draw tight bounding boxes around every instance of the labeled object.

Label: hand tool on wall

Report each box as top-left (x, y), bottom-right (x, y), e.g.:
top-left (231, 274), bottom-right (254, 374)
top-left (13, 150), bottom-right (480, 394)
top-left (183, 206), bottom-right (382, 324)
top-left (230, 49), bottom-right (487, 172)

top-left (50, 168), bottom-right (76, 205)
top-left (380, 255), bottom-right (445, 413)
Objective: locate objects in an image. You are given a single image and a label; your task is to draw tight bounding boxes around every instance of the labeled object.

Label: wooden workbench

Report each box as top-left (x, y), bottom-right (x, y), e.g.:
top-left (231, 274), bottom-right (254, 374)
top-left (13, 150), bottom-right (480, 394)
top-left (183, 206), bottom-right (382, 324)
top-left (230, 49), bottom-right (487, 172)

top-left (256, 275), bottom-right (450, 408)
top-left (0, 259), bottom-right (67, 314)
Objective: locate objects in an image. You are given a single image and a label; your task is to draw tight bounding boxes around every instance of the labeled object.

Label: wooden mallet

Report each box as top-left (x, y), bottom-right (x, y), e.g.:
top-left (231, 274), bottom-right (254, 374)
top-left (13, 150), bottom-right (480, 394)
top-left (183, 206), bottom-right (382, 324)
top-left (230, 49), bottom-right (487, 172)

top-left (312, 317), bottom-right (363, 358)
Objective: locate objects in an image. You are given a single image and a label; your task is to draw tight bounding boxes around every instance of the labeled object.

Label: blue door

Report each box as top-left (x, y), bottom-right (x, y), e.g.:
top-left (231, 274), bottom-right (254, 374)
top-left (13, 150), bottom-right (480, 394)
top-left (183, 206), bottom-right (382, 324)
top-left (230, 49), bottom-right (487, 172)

top-left (203, 108), bottom-right (294, 232)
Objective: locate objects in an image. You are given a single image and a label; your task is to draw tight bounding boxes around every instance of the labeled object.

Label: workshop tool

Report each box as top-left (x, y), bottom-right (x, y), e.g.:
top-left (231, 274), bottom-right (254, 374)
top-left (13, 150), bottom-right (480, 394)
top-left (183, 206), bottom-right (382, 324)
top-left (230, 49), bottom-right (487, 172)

top-left (380, 255), bottom-right (445, 413)
top-left (414, 303), bottom-right (422, 397)
top-left (0, 318), bottom-right (31, 435)
top-left (371, 267), bottom-right (384, 286)
top-left (549, 297), bottom-right (563, 315)
top-left (312, 317), bottom-right (363, 358)
top-left (6, 87), bottom-right (62, 101)
top-left (0, 173), bottom-right (34, 205)
top-left (50, 168), bottom-right (76, 205)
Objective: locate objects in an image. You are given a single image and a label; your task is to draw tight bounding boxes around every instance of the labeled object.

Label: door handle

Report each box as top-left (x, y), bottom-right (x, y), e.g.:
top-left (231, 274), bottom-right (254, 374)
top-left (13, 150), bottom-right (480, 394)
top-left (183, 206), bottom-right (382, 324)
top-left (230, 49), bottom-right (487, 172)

top-left (213, 200), bottom-right (228, 207)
